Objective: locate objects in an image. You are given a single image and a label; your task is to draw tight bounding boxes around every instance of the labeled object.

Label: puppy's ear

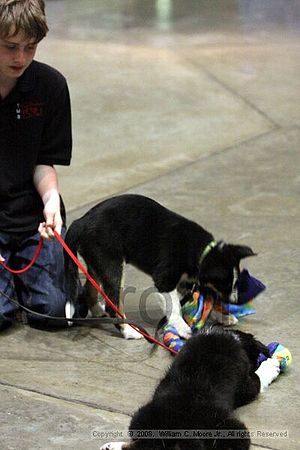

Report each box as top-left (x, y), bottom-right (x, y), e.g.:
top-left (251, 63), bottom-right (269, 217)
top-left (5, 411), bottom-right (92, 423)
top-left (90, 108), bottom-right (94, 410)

top-left (227, 244), bottom-right (257, 264)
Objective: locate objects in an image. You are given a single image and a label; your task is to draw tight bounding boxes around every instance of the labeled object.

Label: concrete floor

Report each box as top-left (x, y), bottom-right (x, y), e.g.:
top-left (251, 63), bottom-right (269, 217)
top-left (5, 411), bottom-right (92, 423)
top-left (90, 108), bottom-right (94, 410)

top-left (1, 0), bottom-right (300, 449)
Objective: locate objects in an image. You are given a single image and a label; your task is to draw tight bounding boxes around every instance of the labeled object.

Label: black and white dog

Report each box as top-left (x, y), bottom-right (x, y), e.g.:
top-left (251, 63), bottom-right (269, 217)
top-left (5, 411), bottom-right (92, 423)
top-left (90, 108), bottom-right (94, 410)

top-left (100, 328), bottom-right (280, 450)
top-left (65, 194), bottom-right (255, 339)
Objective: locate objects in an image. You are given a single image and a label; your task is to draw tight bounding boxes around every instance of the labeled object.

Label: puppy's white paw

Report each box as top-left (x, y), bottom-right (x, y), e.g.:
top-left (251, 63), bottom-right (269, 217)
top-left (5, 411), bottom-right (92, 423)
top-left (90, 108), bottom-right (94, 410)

top-left (168, 316), bottom-right (192, 339)
top-left (121, 324), bottom-right (144, 340)
top-left (256, 358), bottom-right (280, 392)
top-left (100, 442), bottom-right (125, 450)
top-left (65, 301), bottom-right (75, 326)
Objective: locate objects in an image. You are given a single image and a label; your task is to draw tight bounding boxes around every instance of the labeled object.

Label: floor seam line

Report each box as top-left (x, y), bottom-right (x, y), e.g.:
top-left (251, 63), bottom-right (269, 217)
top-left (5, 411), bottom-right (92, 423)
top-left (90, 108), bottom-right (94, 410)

top-left (66, 126), bottom-right (277, 216)
top-left (251, 442), bottom-right (281, 450)
top-left (0, 380), bottom-right (132, 418)
top-left (201, 66), bottom-right (280, 127)
top-left (180, 54), bottom-right (281, 128)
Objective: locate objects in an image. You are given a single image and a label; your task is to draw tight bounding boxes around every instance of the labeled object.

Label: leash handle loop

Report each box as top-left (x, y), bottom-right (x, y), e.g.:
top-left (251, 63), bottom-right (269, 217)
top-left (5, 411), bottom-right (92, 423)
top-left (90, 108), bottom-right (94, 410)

top-left (0, 238), bottom-right (43, 274)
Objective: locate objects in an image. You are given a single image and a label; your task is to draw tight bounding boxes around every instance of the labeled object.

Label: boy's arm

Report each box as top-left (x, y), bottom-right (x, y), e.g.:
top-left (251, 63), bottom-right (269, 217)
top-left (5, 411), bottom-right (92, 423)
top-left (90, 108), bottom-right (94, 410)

top-left (33, 164), bottom-right (62, 240)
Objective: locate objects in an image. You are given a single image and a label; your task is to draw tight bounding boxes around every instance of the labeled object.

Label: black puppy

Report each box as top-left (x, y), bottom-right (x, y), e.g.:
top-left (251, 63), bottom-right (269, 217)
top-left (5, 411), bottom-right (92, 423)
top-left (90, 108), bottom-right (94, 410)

top-left (100, 329), bottom-right (280, 450)
top-left (65, 194), bottom-right (255, 339)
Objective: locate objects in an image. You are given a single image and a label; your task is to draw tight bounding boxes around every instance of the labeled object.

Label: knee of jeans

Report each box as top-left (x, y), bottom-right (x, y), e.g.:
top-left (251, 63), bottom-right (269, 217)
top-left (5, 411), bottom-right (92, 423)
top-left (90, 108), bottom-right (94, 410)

top-left (27, 293), bottom-right (67, 329)
top-left (28, 285), bottom-right (66, 317)
top-left (44, 292), bottom-right (66, 317)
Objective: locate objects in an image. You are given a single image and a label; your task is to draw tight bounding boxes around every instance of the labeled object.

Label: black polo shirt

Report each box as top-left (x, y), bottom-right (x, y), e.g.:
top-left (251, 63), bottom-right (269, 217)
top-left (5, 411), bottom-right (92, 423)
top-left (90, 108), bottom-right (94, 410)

top-left (0, 60), bottom-right (72, 233)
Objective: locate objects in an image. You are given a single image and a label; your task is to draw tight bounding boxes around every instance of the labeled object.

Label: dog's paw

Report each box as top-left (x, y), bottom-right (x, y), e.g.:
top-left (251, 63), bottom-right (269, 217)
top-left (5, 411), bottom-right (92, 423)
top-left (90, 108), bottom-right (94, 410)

top-left (100, 443), bottom-right (125, 450)
top-left (121, 324), bottom-right (144, 340)
top-left (65, 301), bottom-right (75, 327)
top-left (255, 358), bottom-right (280, 392)
top-left (168, 316), bottom-right (192, 339)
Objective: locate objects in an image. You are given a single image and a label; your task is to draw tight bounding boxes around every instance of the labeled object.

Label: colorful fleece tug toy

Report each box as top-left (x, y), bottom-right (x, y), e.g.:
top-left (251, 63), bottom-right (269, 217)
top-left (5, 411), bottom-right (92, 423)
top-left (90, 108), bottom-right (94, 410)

top-left (163, 270), bottom-right (292, 373)
top-left (163, 269), bottom-right (265, 352)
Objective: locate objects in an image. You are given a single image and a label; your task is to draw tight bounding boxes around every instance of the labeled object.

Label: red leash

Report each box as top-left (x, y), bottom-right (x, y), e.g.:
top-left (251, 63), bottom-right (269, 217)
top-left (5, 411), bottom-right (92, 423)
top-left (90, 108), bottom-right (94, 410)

top-left (0, 238), bottom-right (43, 274)
top-left (53, 230), bottom-right (177, 355)
top-left (0, 230), bottom-right (177, 355)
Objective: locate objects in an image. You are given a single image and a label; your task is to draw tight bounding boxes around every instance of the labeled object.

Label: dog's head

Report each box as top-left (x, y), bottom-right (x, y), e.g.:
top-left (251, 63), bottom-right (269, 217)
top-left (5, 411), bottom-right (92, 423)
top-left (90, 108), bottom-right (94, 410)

top-left (198, 241), bottom-right (256, 302)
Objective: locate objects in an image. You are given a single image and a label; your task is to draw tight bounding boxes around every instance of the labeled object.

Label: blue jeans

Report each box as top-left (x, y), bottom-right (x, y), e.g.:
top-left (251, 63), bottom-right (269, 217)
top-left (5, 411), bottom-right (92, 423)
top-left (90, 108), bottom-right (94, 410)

top-left (0, 229), bottom-right (67, 328)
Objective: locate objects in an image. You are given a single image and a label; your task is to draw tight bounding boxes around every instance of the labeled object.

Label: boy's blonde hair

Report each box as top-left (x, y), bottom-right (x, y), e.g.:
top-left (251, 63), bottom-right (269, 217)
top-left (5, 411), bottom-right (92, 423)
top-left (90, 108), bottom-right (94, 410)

top-left (0, 0), bottom-right (48, 41)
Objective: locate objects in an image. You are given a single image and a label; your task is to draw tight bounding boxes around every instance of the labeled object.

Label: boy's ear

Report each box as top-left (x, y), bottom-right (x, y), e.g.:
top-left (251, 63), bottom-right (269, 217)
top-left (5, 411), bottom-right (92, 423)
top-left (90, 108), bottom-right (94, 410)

top-left (227, 244), bottom-right (257, 264)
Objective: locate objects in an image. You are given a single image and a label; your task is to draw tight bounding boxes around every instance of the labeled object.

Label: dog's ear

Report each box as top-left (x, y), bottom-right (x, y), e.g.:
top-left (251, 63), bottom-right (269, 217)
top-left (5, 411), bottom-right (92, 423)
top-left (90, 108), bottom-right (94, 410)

top-left (226, 244), bottom-right (257, 265)
top-left (249, 338), bottom-right (270, 371)
top-left (255, 339), bottom-right (271, 360)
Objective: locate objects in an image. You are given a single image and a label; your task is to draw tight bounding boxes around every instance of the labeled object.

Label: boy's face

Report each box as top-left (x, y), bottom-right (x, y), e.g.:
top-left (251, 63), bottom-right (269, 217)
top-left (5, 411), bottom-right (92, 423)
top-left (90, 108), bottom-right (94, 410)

top-left (0, 30), bottom-right (38, 83)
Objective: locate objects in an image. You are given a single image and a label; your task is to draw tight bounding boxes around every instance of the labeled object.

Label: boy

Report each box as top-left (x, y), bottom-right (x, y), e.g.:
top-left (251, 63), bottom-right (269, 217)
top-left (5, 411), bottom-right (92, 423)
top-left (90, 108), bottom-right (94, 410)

top-left (0, 0), bottom-right (72, 330)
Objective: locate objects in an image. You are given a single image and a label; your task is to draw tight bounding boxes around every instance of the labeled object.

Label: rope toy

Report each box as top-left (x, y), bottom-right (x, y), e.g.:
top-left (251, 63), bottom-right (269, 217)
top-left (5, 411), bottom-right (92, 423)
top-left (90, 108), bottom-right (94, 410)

top-left (163, 269), bottom-right (265, 352)
top-left (258, 342), bottom-right (292, 373)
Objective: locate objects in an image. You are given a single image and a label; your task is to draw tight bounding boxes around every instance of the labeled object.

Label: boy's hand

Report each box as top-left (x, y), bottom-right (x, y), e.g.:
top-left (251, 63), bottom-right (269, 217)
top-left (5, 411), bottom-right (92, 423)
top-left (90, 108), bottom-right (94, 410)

top-left (38, 218), bottom-right (62, 240)
top-left (38, 189), bottom-right (62, 240)
top-left (0, 253), bottom-right (4, 262)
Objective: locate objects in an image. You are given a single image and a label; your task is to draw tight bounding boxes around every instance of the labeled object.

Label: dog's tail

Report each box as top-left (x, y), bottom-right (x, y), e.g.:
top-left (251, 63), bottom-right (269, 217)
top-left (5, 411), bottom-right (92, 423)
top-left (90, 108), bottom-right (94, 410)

top-left (64, 219), bottom-right (83, 308)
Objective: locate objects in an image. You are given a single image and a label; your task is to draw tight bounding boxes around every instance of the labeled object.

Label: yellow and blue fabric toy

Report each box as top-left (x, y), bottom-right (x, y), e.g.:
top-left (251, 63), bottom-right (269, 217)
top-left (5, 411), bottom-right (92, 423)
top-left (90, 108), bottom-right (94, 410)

top-left (257, 342), bottom-right (292, 372)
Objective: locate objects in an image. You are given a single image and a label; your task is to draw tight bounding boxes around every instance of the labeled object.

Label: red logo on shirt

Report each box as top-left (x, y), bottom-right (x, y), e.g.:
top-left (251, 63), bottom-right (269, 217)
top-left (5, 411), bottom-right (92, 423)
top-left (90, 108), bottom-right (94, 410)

top-left (18, 101), bottom-right (44, 119)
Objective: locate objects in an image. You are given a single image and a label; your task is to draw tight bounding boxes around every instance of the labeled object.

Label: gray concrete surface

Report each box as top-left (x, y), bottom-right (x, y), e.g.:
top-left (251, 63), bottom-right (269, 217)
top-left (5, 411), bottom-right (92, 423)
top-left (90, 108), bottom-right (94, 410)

top-left (1, 1), bottom-right (300, 449)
